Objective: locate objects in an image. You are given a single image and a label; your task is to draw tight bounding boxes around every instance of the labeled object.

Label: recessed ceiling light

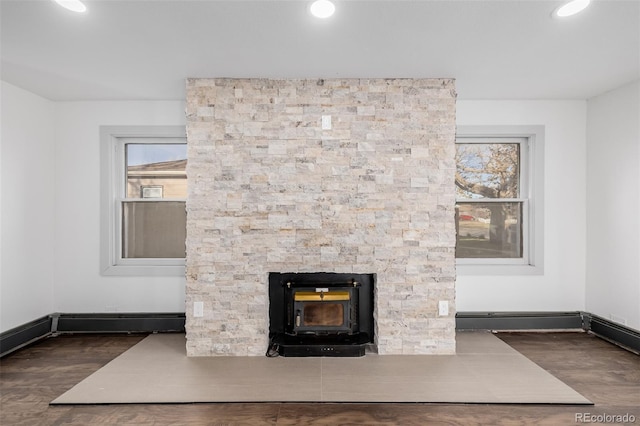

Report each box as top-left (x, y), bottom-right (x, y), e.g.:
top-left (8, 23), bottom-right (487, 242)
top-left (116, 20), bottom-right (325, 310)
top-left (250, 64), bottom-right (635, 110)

top-left (310, 0), bottom-right (335, 19)
top-left (553, 0), bottom-right (591, 18)
top-left (53, 0), bottom-right (87, 13)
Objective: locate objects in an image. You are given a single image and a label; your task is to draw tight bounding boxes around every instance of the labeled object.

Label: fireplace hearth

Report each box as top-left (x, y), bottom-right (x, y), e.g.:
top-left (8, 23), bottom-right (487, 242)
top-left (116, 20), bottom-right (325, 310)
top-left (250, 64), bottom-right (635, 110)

top-left (268, 272), bottom-right (375, 357)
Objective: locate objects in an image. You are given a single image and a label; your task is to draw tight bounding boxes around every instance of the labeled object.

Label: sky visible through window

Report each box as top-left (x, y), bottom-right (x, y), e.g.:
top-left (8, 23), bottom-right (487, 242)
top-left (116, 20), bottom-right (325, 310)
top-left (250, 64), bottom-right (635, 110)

top-left (126, 144), bottom-right (187, 167)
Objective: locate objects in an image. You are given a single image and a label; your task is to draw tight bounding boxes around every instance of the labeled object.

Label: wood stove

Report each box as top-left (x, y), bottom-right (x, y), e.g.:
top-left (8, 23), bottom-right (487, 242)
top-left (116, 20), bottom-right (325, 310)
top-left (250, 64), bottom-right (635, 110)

top-left (268, 272), bottom-right (375, 357)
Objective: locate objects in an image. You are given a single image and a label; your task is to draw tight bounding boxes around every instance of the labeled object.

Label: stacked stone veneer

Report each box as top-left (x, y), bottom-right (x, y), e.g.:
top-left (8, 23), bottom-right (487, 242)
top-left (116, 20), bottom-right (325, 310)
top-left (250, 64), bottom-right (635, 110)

top-left (185, 78), bottom-right (457, 356)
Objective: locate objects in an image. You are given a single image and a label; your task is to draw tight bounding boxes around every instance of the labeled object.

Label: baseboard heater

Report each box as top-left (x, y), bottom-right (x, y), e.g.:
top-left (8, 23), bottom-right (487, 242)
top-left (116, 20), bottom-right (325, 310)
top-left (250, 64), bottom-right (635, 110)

top-left (0, 312), bottom-right (185, 357)
top-left (585, 313), bottom-right (640, 354)
top-left (455, 311), bottom-right (585, 331)
top-left (0, 315), bottom-right (53, 358)
top-left (54, 313), bottom-right (185, 333)
top-left (2, 311), bottom-right (639, 357)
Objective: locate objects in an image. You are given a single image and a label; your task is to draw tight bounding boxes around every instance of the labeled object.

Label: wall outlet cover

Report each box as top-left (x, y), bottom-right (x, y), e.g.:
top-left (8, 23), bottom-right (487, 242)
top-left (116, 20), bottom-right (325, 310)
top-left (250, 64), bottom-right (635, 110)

top-left (193, 301), bottom-right (204, 318)
top-left (321, 115), bottom-right (332, 130)
top-left (438, 300), bottom-right (449, 316)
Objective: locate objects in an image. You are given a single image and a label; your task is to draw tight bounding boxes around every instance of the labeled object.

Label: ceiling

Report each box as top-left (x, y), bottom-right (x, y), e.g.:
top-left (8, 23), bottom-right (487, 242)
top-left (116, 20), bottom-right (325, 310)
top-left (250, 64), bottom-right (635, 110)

top-left (1, 0), bottom-right (638, 101)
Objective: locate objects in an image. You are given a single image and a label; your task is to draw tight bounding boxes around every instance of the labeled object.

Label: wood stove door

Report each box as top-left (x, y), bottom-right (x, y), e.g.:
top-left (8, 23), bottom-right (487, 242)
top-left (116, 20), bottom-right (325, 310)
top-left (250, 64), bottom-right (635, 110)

top-left (291, 289), bottom-right (355, 334)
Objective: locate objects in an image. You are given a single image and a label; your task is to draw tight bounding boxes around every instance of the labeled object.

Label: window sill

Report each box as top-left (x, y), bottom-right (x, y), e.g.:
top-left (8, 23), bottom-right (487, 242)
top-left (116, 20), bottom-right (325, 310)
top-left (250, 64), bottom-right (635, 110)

top-left (101, 264), bottom-right (185, 277)
top-left (456, 263), bottom-right (543, 276)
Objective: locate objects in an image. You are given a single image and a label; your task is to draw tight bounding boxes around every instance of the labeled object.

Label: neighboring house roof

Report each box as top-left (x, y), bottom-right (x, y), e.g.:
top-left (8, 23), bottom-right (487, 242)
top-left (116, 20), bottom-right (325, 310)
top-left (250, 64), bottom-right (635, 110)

top-left (128, 160), bottom-right (187, 177)
top-left (128, 159), bottom-right (187, 172)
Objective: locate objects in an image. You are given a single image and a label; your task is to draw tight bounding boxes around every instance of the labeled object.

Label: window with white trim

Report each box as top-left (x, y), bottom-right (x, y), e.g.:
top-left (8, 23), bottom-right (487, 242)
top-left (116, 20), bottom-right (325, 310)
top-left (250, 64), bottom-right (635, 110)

top-left (455, 126), bottom-right (544, 275)
top-left (101, 126), bottom-right (187, 276)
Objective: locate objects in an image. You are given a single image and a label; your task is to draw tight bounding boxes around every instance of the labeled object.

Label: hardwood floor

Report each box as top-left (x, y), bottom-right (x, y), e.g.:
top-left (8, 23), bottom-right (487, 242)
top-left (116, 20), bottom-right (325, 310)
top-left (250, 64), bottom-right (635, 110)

top-left (1, 332), bottom-right (638, 425)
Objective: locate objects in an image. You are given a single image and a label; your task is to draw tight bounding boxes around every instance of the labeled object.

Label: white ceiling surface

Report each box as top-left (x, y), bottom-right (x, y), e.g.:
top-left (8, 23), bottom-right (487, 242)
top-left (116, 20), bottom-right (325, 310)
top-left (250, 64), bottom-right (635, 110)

top-left (1, 0), bottom-right (639, 101)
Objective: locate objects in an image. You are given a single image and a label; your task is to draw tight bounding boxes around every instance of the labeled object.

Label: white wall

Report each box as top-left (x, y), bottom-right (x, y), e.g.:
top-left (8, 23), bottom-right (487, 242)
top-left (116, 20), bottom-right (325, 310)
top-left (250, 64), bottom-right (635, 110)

top-left (456, 100), bottom-right (587, 312)
top-left (1, 88), bottom-right (596, 327)
top-left (55, 99), bottom-right (591, 318)
top-left (54, 101), bottom-right (187, 313)
top-left (586, 80), bottom-right (640, 331)
top-left (1, 82), bottom-right (56, 332)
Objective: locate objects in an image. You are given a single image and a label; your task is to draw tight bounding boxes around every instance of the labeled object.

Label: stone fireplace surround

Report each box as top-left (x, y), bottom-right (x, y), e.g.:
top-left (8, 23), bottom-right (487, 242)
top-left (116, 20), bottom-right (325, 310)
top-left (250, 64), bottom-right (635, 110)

top-left (185, 78), bottom-right (457, 356)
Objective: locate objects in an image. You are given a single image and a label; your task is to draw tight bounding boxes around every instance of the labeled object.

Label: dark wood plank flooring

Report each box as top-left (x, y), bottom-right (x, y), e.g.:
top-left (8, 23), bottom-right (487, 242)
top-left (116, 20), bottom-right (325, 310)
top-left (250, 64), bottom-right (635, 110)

top-left (1, 332), bottom-right (638, 425)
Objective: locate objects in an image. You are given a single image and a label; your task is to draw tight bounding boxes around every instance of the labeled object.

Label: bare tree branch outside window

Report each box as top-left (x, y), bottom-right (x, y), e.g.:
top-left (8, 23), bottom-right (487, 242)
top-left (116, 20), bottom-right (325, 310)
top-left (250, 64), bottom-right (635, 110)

top-left (455, 143), bottom-right (522, 259)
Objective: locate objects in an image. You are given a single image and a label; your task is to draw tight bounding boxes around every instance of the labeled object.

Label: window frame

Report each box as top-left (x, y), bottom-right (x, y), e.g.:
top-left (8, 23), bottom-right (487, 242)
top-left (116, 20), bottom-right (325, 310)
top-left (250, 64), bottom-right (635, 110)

top-left (455, 126), bottom-right (544, 276)
top-left (100, 126), bottom-right (187, 276)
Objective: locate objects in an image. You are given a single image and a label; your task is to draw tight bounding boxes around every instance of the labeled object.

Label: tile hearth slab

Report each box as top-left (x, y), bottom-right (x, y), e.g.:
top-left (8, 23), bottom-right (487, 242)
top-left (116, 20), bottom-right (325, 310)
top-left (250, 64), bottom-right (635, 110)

top-left (51, 332), bottom-right (592, 405)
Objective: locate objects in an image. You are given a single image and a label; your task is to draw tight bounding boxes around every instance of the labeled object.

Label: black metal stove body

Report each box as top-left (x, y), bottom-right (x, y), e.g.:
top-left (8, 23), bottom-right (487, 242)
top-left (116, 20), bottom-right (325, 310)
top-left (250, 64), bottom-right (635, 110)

top-left (268, 272), bottom-right (375, 357)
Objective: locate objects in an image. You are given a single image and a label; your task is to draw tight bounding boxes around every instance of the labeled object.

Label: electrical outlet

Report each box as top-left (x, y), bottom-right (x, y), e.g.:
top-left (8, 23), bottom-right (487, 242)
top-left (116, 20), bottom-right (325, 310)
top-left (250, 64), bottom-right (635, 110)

top-left (438, 300), bottom-right (449, 316)
top-left (193, 301), bottom-right (204, 318)
top-left (321, 115), bottom-right (332, 130)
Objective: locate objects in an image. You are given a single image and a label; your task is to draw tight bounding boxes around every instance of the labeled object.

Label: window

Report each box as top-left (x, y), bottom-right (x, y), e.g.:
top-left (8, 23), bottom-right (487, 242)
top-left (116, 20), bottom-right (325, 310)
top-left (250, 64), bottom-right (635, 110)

top-left (455, 126), bottom-right (544, 275)
top-left (455, 139), bottom-right (525, 259)
top-left (101, 126), bottom-right (187, 276)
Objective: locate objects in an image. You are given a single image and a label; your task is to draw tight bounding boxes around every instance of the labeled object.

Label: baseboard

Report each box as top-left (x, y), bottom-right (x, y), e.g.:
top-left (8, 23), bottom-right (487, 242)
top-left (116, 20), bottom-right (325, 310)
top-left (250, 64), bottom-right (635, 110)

top-left (456, 311), bottom-right (640, 355)
top-left (584, 313), bottom-right (640, 354)
top-left (54, 313), bottom-right (185, 333)
top-left (455, 311), bottom-right (585, 330)
top-left (0, 315), bottom-right (53, 357)
top-left (3, 311), bottom-right (638, 357)
top-left (1, 313), bottom-right (186, 358)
